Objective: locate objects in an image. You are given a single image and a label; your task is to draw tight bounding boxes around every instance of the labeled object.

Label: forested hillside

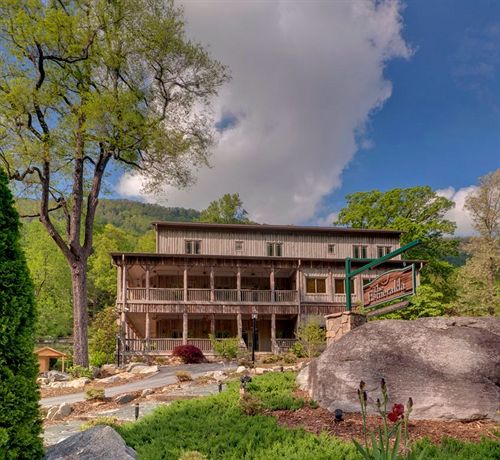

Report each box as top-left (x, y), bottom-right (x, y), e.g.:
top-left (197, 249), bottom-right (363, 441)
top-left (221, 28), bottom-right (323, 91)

top-left (16, 198), bottom-right (200, 339)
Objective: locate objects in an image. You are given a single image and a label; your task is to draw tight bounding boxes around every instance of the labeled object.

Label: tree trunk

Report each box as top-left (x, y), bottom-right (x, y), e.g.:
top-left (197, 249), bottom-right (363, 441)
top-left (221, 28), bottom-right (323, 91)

top-left (70, 259), bottom-right (89, 367)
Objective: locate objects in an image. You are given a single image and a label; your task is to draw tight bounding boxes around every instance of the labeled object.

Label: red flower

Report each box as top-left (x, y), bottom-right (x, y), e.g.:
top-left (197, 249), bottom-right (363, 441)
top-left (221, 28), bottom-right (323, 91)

top-left (388, 403), bottom-right (405, 422)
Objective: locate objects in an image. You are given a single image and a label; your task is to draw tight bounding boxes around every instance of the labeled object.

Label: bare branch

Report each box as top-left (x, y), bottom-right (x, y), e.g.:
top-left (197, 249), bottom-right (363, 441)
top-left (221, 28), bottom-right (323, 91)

top-left (20, 203), bottom-right (63, 218)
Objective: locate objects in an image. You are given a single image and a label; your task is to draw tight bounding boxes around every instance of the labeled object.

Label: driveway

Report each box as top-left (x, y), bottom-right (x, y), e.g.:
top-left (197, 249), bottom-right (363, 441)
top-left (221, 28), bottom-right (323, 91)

top-left (41, 362), bottom-right (235, 407)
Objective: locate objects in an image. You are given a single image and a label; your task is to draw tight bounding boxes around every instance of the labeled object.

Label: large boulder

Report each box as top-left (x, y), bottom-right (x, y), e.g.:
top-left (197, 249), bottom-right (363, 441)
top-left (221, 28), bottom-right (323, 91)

top-left (44, 425), bottom-right (136, 459)
top-left (299, 317), bottom-right (500, 421)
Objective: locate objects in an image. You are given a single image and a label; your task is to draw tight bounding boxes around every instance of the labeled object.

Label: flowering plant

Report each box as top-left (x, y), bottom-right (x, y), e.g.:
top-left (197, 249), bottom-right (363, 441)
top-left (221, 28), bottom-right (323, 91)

top-left (353, 379), bottom-right (424, 460)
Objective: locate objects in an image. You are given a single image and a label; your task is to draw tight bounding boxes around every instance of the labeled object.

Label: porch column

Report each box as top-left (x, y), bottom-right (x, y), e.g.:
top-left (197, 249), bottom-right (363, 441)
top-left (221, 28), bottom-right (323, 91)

top-left (271, 312), bottom-right (276, 353)
top-left (210, 314), bottom-right (216, 337)
top-left (237, 266), bottom-right (241, 301)
top-left (183, 266), bottom-right (188, 302)
top-left (237, 311), bottom-right (242, 340)
top-left (270, 268), bottom-right (275, 302)
top-left (296, 266), bottom-right (302, 329)
top-left (182, 312), bottom-right (188, 345)
top-left (210, 266), bottom-right (215, 301)
top-left (145, 311), bottom-right (150, 352)
top-left (328, 268), bottom-right (334, 302)
top-left (146, 266), bottom-right (150, 301)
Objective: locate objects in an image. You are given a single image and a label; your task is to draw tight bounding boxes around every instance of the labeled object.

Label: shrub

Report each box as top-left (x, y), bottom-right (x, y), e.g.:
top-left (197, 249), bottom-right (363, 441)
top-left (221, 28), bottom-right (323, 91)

top-left (0, 168), bottom-right (43, 458)
top-left (179, 451), bottom-right (207, 460)
top-left (309, 399), bottom-right (319, 409)
top-left (262, 354), bottom-right (280, 364)
top-left (68, 365), bottom-right (93, 379)
top-left (172, 345), bottom-right (207, 364)
top-left (239, 393), bottom-right (264, 416)
top-left (209, 335), bottom-right (240, 360)
top-left (80, 416), bottom-right (118, 431)
top-left (295, 317), bottom-right (326, 358)
top-left (88, 306), bottom-right (118, 366)
top-left (283, 353), bottom-right (297, 364)
top-left (291, 341), bottom-right (306, 358)
top-left (85, 388), bottom-right (106, 400)
top-left (176, 371), bottom-right (193, 382)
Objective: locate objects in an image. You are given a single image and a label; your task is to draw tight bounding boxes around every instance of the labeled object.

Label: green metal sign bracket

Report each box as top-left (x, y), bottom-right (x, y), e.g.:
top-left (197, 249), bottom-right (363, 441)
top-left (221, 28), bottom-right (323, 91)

top-left (345, 239), bottom-right (421, 311)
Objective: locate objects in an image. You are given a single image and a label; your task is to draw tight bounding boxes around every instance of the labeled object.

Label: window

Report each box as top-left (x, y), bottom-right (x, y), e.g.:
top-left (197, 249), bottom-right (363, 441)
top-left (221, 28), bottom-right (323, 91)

top-left (334, 278), bottom-right (355, 294)
top-left (377, 246), bottom-right (392, 258)
top-left (266, 242), bottom-right (283, 257)
top-left (328, 244), bottom-right (335, 255)
top-left (235, 241), bottom-right (243, 252)
top-left (185, 240), bottom-right (201, 254)
top-left (306, 278), bottom-right (326, 294)
top-left (353, 245), bottom-right (368, 259)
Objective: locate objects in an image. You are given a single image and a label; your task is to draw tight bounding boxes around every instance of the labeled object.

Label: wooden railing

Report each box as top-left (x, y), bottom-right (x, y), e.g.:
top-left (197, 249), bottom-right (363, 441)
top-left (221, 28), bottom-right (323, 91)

top-left (187, 338), bottom-right (213, 352)
top-left (275, 338), bottom-right (297, 352)
top-left (126, 288), bottom-right (298, 303)
top-left (124, 338), bottom-right (243, 354)
top-left (187, 289), bottom-right (211, 302)
top-left (214, 289), bottom-right (239, 302)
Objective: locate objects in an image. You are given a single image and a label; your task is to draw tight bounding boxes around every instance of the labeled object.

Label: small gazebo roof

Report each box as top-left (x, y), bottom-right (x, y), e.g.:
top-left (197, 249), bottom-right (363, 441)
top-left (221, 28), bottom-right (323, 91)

top-left (34, 347), bottom-right (68, 358)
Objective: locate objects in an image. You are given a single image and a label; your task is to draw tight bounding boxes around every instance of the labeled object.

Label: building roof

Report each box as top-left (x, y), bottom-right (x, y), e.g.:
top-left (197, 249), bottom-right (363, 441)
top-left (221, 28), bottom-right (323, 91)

top-left (34, 347), bottom-right (68, 358)
top-left (152, 221), bottom-right (402, 236)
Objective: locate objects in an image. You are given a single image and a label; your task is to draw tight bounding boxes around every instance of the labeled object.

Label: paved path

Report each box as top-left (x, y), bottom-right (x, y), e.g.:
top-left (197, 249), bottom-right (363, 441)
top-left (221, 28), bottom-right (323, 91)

top-left (41, 363), bottom-right (234, 407)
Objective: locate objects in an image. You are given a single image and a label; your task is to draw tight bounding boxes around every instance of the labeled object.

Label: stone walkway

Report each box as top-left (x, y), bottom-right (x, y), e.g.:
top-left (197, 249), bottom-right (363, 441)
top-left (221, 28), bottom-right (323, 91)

top-left (44, 382), bottom-right (222, 446)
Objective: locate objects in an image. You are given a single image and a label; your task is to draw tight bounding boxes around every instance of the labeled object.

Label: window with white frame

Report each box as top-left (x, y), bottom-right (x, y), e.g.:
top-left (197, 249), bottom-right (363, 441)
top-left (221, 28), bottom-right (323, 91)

top-left (377, 246), bottom-right (392, 258)
top-left (353, 245), bottom-right (368, 259)
top-left (306, 278), bottom-right (327, 294)
top-left (185, 240), bottom-right (201, 254)
top-left (266, 242), bottom-right (283, 257)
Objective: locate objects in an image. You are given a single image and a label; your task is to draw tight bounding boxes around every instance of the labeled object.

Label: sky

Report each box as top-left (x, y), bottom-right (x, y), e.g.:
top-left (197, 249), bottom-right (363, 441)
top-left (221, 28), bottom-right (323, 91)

top-left (117, 0), bottom-right (500, 236)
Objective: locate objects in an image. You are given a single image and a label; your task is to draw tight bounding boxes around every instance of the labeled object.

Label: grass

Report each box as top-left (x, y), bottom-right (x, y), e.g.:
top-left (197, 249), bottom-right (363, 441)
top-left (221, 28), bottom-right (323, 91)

top-left (114, 372), bottom-right (500, 460)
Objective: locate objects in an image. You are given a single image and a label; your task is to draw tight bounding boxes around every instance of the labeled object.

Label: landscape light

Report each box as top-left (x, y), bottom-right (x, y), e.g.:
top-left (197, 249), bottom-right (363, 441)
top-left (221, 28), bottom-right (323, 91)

top-left (334, 409), bottom-right (343, 422)
top-left (135, 403), bottom-right (140, 420)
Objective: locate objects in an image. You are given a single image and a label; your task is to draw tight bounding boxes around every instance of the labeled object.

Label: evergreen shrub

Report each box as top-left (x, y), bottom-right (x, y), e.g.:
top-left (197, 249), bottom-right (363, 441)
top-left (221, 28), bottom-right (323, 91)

top-left (0, 168), bottom-right (43, 458)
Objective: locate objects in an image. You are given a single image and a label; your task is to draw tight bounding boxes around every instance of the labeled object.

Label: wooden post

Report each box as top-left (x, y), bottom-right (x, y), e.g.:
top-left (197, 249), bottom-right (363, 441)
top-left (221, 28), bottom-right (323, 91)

top-left (271, 312), bottom-right (276, 353)
top-left (182, 312), bottom-right (188, 345)
top-left (210, 266), bottom-right (215, 302)
top-left (237, 311), bottom-right (242, 340)
top-left (183, 266), bottom-right (188, 302)
top-left (270, 268), bottom-right (275, 303)
top-left (296, 264), bottom-right (301, 328)
top-left (210, 314), bottom-right (216, 337)
top-left (328, 268), bottom-right (334, 302)
top-left (146, 266), bottom-right (150, 301)
top-left (145, 311), bottom-right (150, 340)
top-left (237, 266), bottom-right (241, 301)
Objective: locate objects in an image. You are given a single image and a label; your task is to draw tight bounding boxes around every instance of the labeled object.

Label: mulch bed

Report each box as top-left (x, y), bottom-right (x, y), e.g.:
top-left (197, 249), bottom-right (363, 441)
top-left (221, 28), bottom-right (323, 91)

top-left (273, 405), bottom-right (499, 445)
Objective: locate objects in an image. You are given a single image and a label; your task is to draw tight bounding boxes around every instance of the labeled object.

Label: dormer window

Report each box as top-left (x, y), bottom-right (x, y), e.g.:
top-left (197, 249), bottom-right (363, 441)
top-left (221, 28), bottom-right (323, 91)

top-left (266, 242), bottom-right (283, 257)
top-left (185, 240), bottom-right (201, 254)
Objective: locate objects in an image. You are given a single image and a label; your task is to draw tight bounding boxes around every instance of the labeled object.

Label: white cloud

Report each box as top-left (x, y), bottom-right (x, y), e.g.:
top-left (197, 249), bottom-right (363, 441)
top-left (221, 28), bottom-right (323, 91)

top-left (437, 186), bottom-right (477, 236)
top-left (118, 0), bottom-right (411, 223)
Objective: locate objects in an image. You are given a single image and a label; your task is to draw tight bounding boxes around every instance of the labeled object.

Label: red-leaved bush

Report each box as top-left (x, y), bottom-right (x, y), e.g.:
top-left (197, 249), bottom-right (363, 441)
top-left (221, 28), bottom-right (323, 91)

top-left (172, 345), bottom-right (207, 364)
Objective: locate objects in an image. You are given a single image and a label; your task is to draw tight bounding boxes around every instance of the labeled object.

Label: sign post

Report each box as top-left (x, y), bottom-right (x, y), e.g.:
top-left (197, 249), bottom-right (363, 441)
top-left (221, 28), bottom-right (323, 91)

top-left (345, 239), bottom-right (421, 311)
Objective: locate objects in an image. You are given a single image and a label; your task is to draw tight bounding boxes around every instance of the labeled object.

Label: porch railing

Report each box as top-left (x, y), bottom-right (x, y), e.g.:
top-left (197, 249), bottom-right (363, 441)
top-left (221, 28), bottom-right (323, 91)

top-left (240, 289), bottom-right (272, 303)
top-left (123, 338), bottom-right (242, 354)
top-left (214, 289), bottom-right (239, 302)
top-left (275, 290), bottom-right (297, 302)
top-left (187, 289), bottom-right (211, 302)
top-left (275, 338), bottom-right (297, 352)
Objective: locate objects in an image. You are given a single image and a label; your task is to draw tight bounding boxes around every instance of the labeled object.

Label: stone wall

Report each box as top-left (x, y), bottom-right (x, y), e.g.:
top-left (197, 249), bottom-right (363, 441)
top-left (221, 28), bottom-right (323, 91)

top-left (325, 311), bottom-right (366, 345)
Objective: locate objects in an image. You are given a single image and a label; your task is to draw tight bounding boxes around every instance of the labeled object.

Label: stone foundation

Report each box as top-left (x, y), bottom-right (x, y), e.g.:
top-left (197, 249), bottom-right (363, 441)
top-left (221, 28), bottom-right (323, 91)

top-left (325, 311), bottom-right (366, 345)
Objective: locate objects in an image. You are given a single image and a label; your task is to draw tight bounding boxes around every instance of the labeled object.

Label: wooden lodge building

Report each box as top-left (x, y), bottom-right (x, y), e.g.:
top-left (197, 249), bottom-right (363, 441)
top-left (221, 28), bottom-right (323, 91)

top-left (112, 221), bottom-right (418, 358)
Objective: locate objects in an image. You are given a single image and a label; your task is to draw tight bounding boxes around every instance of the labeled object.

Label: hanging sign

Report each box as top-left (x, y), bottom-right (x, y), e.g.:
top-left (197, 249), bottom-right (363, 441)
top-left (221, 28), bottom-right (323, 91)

top-left (363, 265), bottom-right (415, 309)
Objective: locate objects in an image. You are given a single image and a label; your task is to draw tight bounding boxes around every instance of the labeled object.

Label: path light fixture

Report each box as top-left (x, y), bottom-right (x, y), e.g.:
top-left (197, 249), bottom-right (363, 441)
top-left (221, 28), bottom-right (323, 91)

top-left (135, 403), bottom-right (140, 420)
top-left (251, 314), bottom-right (257, 363)
top-left (218, 382), bottom-right (223, 393)
top-left (334, 408), bottom-right (343, 422)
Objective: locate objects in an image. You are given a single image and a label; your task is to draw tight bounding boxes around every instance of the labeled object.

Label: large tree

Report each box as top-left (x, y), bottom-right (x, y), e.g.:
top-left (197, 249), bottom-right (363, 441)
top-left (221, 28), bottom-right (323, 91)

top-left (198, 193), bottom-right (252, 224)
top-left (0, 168), bottom-right (43, 458)
top-left (335, 186), bottom-right (458, 295)
top-left (0, 0), bottom-right (229, 366)
top-left (454, 169), bottom-right (500, 315)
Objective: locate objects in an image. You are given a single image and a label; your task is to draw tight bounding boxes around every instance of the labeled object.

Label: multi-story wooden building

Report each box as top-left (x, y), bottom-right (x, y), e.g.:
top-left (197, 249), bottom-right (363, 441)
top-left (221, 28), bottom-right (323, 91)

top-left (112, 221), bottom-right (419, 358)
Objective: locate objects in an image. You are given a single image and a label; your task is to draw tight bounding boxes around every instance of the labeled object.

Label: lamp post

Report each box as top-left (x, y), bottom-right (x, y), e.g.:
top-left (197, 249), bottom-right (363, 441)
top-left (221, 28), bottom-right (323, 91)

top-left (251, 313), bottom-right (257, 363)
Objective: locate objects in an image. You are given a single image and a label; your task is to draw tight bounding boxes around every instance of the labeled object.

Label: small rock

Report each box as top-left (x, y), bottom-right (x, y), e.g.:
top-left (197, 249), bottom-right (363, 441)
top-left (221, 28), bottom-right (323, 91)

top-left (44, 425), bottom-right (137, 459)
top-left (129, 365), bottom-right (158, 375)
top-left (37, 377), bottom-right (50, 386)
top-left (125, 362), bottom-right (146, 373)
top-left (236, 366), bottom-right (247, 374)
top-left (100, 364), bottom-right (119, 377)
top-left (57, 402), bottom-right (72, 417)
top-left (98, 374), bottom-right (123, 384)
top-left (48, 377), bottom-right (90, 389)
top-left (212, 370), bottom-right (227, 381)
top-left (114, 393), bottom-right (136, 405)
top-left (141, 388), bottom-right (154, 398)
top-left (254, 367), bottom-right (271, 375)
top-left (46, 403), bottom-right (72, 421)
top-left (47, 371), bottom-right (70, 382)
top-left (46, 406), bottom-right (59, 420)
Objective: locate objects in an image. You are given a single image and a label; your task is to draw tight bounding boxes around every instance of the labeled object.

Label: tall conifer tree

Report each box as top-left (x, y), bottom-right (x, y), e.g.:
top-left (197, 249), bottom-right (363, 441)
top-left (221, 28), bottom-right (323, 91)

top-left (0, 168), bottom-right (43, 458)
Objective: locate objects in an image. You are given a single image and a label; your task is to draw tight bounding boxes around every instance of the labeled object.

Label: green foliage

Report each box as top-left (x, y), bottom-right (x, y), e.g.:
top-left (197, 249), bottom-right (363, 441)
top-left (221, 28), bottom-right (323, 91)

top-left (68, 365), bottom-right (93, 379)
top-left (0, 168), bottom-right (43, 459)
top-left (291, 341), bottom-right (306, 358)
top-left (411, 437), bottom-right (500, 460)
top-left (85, 388), bottom-right (105, 401)
top-left (209, 335), bottom-right (240, 360)
top-left (295, 317), bottom-right (326, 358)
top-left (175, 371), bottom-right (193, 382)
top-left (179, 451), bottom-right (207, 460)
top-left (239, 393), bottom-right (264, 416)
top-left (335, 186), bottom-right (459, 299)
top-left (89, 307), bottom-right (118, 366)
top-left (246, 372), bottom-right (304, 411)
top-left (80, 416), bottom-right (119, 431)
top-left (198, 193), bottom-right (252, 224)
top-left (117, 372), bottom-right (357, 460)
top-left (378, 285), bottom-right (447, 320)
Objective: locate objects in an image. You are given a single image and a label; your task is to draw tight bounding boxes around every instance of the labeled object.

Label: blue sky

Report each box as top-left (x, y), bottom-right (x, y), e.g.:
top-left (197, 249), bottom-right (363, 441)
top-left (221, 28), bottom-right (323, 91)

top-left (325, 0), bottom-right (499, 207)
top-left (118, 1), bottom-right (499, 235)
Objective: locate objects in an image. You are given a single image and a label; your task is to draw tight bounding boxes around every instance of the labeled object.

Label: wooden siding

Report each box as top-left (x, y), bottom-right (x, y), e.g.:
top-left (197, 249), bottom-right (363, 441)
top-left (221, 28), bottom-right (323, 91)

top-left (157, 228), bottom-right (400, 259)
